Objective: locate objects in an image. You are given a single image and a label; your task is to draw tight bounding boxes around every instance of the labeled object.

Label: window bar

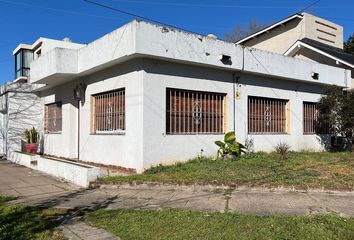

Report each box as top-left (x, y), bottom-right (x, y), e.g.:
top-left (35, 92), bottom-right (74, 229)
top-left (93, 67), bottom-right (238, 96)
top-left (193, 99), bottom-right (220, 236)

top-left (198, 92), bottom-right (201, 133)
top-left (97, 95), bottom-right (100, 132)
top-left (105, 94), bottom-right (108, 131)
top-left (94, 96), bottom-right (100, 133)
top-left (249, 97), bottom-right (252, 133)
top-left (116, 91), bottom-right (118, 131)
top-left (219, 95), bottom-right (224, 133)
top-left (259, 98), bottom-right (262, 133)
top-left (174, 90), bottom-right (176, 134)
top-left (219, 95), bottom-right (222, 133)
top-left (120, 91), bottom-right (122, 130)
top-left (272, 99), bottom-right (275, 133)
top-left (114, 92), bottom-right (116, 131)
top-left (122, 91), bottom-right (125, 130)
top-left (187, 91), bottom-right (190, 134)
top-left (191, 91), bottom-right (194, 134)
top-left (203, 93), bottom-right (206, 133)
top-left (183, 90), bottom-right (186, 134)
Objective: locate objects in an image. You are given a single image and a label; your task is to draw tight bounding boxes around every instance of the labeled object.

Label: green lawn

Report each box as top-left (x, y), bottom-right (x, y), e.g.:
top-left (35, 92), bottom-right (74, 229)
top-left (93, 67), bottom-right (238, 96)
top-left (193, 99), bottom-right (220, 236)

top-left (0, 196), bottom-right (67, 240)
top-left (86, 208), bottom-right (354, 240)
top-left (102, 152), bottom-right (354, 190)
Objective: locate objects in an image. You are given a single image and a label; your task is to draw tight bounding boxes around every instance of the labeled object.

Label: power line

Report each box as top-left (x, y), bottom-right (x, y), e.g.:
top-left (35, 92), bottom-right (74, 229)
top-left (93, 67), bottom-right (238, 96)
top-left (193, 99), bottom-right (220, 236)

top-left (83, 0), bottom-right (203, 35)
top-left (110, 0), bottom-right (353, 9)
top-left (297, 0), bottom-right (321, 13)
top-left (0, 0), bottom-right (121, 20)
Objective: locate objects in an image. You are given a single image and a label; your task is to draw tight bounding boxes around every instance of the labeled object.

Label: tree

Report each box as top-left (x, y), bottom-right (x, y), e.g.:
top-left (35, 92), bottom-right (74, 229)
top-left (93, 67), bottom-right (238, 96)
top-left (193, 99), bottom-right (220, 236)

top-left (344, 33), bottom-right (354, 55)
top-left (318, 86), bottom-right (354, 151)
top-left (223, 20), bottom-right (268, 43)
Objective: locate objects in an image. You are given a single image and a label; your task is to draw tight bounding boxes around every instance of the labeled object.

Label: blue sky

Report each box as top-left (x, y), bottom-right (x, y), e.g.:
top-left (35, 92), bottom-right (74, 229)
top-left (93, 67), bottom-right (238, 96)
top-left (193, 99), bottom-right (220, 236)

top-left (0, 0), bottom-right (353, 83)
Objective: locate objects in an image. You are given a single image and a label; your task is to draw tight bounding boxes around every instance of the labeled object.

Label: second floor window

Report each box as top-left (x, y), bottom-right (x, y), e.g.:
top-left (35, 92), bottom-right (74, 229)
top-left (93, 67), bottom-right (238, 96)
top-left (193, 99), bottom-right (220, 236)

top-left (44, 102), bottom-right (62, 133)
top-left (15, 49), bottom-right (33, 79)
top-left (91, 89), bottom-right (125, 134)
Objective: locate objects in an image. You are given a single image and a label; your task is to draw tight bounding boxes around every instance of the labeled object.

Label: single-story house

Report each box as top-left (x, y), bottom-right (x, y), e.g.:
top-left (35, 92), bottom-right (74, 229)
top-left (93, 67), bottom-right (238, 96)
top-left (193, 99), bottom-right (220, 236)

top-left (9, 20), bottom-right (351, 173)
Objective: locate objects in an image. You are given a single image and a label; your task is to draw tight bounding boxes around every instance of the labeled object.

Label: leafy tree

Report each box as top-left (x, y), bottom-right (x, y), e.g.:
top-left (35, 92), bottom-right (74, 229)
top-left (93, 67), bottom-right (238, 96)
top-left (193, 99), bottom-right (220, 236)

top-left (344, 33), bottom-right (354, 55)
top-left (318, 86), bottom-right (354, 151)
top-left (223, 20), bottom-right (268, 43)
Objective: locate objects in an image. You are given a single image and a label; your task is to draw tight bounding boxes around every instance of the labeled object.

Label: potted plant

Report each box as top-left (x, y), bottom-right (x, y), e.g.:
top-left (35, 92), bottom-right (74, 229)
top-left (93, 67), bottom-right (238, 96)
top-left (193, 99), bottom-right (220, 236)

top-left (24, 127), bottom-right (40, 154)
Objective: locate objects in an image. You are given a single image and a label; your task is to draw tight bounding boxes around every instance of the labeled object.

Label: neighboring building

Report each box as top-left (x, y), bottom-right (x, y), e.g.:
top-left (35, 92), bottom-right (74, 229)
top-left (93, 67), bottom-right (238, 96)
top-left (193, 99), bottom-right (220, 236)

top-left (10, 20), bottom-right (351, 172)
top-left (0, 38), bottom-right (84, 158)
top-left (236, 12), bottom-right (354, 88)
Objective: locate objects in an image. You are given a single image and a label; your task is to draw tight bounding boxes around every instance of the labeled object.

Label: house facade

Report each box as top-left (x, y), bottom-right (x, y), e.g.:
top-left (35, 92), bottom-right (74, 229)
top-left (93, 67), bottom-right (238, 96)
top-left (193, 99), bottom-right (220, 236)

top-left (10, 20), bottom-right (351, 173)
top-left (236, 12), bottom-right (354, 88)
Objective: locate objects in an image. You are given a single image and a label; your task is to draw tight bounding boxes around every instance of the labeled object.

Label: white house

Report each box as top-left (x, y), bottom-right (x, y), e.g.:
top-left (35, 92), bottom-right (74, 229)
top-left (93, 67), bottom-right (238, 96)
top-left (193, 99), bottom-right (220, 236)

top-left (10, 20), bottom-right (351, 173)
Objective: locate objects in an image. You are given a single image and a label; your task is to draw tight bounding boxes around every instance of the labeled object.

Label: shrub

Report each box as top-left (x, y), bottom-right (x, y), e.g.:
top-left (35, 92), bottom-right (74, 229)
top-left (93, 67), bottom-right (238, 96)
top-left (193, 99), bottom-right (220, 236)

top-left (275, 142), bottom-right (291, 160)
top-left (215, 131), bottom-right (246, 159)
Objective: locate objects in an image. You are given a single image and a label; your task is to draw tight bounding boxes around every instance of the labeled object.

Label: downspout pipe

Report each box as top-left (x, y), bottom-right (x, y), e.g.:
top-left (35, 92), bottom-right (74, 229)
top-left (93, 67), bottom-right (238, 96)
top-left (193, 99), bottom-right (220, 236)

top-left (232, 45), bottom-right (245, 133)
top-left (77, 100), bottom-right (80, 160)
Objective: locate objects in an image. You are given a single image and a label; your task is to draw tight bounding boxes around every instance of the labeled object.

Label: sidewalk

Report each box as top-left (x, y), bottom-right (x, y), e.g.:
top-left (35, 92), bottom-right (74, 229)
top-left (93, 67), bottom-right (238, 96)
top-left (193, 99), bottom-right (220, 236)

top-left (2, 160), bottom-right (354, 239)
top-left (2, 160), bottom-right (354, 217)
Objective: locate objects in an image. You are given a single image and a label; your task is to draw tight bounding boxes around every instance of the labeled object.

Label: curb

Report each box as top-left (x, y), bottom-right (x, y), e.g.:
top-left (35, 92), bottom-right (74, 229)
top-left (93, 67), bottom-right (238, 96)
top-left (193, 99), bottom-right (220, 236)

top-left (89, 181), bottom-right (354, 195)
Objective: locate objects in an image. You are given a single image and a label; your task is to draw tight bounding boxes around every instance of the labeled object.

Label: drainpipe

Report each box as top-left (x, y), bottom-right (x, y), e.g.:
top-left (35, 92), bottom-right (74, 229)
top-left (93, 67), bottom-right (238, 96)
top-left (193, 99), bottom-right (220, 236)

top-left (232, 73), bottom-right (236, 132)
top-left (231, 45), bottom-right (245, 133)
top-left (77, 99), bottom-right (80, 160)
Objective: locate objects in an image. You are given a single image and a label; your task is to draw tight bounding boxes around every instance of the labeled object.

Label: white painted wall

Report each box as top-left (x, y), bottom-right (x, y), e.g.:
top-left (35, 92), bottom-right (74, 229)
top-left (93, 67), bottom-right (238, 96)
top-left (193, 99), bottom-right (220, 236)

top-left (141, 60), bottom-right (329, 169)
top-left (41, 60), bottom-right (144, 171)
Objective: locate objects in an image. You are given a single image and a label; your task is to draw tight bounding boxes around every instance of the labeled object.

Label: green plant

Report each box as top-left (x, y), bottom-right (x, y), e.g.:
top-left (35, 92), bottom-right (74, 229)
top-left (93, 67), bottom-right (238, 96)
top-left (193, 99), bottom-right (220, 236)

top-left (25, 127), bottom-right (40, 144)
top-left (215, 131), bottom-right (246, 159)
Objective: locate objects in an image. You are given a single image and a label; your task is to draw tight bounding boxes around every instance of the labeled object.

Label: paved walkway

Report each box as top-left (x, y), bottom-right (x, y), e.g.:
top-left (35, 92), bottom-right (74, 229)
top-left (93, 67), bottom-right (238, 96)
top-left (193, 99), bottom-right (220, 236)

top-left (0, 159), bottom-right (79, 199)
top-left (2, 160), bottom-right (354, 238)
top-left (59, 217), bottom-right (119, 240)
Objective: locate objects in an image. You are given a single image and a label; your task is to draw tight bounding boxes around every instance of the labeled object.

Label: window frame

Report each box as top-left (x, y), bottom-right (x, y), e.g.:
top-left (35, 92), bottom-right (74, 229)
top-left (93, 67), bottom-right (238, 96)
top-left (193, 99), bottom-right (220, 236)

top-left (90, 88), bottom-right (126, 135)
top-left (166, 88), bottom-right (226, 135)
top-left (44, 101), bottom-right (63, 134)
top-left (303, 101), bottom-right (329, 135)
top-left (14, 49), bottom-right (33, 79)
top-left (247, 96), bottom-right (290, 135)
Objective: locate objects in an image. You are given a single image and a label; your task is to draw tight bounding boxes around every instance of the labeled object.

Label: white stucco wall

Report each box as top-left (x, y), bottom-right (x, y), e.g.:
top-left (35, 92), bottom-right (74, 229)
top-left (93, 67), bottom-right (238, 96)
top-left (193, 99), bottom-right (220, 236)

top-left (141, 60), bottom-right (329, 169)
top-left (41, 60), bottom-right (144, 171)
top-left (1, 83), bottom-right (42, 158)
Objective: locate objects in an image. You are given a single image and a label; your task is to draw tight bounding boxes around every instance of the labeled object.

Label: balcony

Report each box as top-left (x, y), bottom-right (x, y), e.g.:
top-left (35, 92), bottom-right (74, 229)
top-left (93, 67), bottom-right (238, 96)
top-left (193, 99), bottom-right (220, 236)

top-left (29, 48), bottom-right (79, 85)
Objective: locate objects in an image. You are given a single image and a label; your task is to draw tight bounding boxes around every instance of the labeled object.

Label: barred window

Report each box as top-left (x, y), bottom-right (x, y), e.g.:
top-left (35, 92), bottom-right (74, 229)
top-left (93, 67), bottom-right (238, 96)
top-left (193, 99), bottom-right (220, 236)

top-left (92, 89), bottom-right (125, 134)
top-left (248, 96), bottom-right (288, 134)
top-left (303, 102), bottom-right (329, 134)
top-left (45, 102), bottom-right (62, 133)
top-left (166, 88), bottom-right (225, 134)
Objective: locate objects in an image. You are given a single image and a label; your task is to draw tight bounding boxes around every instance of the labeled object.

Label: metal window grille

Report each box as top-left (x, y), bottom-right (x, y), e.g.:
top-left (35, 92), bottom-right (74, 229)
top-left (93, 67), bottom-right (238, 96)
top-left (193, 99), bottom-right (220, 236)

top-left (166, 88), bottom-right (225, 134)
top-left (92, 89), bottom-right (125, 134)
top-left (45, 102), bottom-right (62, 133)
top-left (248, 96), bottom-right (287, 134)
top-left (303, 102), bottom-right (329, 134)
